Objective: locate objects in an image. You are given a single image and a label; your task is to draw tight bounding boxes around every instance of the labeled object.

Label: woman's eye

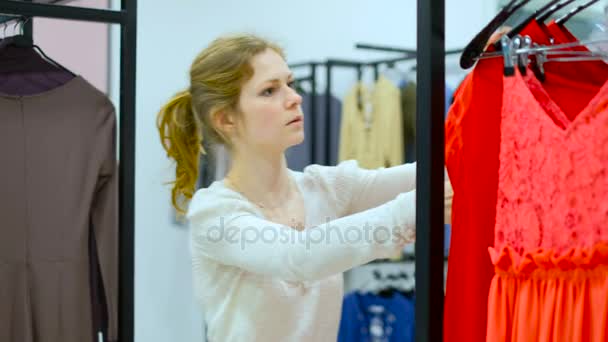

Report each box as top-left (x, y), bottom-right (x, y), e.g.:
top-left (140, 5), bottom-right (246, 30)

top-left (287, 81), bottom-right (296, 88)
top-left (261, 87), bottom-right (275, 96)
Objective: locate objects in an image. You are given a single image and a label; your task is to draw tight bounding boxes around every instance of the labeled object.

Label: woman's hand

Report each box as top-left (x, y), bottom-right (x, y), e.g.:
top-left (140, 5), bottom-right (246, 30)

top-left (485, 26), bottom-right (512, 50)
top-left (444, 177), bottom-right (453, 225)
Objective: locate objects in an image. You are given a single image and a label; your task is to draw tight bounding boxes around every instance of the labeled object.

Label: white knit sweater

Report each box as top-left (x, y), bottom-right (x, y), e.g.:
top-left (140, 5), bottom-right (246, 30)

top-left (186, 160), bottom-right (417, 342)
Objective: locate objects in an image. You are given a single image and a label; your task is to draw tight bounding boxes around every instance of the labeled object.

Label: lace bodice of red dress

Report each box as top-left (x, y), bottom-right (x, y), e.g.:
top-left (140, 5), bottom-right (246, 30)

top-left (494, 71), bottom-right (608, 263)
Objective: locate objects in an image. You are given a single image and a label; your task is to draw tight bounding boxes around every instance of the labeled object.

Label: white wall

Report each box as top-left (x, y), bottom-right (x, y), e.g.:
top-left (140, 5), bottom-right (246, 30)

top-left (132, 1), bottom-right (499, 341)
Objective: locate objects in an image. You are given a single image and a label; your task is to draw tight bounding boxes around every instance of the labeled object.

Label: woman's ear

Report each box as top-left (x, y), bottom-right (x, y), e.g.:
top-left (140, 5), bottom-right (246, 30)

top-left (211, 109), bottom-right (237, 137)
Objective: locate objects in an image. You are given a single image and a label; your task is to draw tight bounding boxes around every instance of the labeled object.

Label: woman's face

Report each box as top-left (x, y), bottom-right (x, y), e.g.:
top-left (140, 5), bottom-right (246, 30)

top-left (233, 48), bottom-right (304, 154)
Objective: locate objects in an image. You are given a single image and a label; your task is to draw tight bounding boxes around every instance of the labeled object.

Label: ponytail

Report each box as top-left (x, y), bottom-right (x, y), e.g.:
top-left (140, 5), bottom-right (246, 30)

top-left (157, 90), bottom-right (205, 216)
top-left (157, 34), bottom-right (287, 217)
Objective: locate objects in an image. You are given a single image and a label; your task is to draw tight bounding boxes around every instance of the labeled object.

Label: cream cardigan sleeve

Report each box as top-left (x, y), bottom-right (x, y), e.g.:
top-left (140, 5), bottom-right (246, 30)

top-left (345, 161), bottom-right (417, 215)
top-left (186, 160), bottom-right (416, 282)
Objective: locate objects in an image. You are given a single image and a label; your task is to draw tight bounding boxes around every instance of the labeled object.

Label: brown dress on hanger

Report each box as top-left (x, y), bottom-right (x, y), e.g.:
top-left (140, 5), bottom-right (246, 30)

top-left (0, 75), bottom-right (118, 342)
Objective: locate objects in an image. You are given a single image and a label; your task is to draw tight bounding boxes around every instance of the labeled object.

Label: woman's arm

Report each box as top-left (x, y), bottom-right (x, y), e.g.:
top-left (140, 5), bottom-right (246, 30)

top-left (345, 162), bottom-right (417, 215)
top-left (342, 161), bottom-right (453, 223)
top-left (188, 190), bottom-right (415, 282)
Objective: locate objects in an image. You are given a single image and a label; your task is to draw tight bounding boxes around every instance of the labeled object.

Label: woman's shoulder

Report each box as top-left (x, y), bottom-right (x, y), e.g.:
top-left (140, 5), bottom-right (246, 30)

top-left (292, 160), bottom-right (367, 208)
top-left (186, 180), bottom-right (258, 222)
top-left (295, 159), bottom-right (364, 186)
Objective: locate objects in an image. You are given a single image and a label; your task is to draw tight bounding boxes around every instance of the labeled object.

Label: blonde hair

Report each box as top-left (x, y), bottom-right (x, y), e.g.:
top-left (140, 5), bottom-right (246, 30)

top-left (157, 34), bottom-right (285, 216)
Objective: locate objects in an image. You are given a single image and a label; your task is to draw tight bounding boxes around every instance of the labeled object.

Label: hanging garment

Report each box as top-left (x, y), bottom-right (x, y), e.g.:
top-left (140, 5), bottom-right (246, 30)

top-left (212, 144), bottom-right (231, 180)
top-left (286, 92), bottom-right (342, 170)
top-left (0, 44), bottom-right (74, 96)
top-left (399, 81), bottom-right (454, 162)
top-left (198, 140), bottom-right (216, 189)
top-left (399, 81), bottom-right (453, 258)
top-left (444, 56), bottom-right (503, 342)
top-left (198, 143), bottom-right (232, 190)
top-left (339, 75), bottom-right (404, 169)
top-left (523, 20), bottom-right (608, 122)
top-left (338, 291), bottom-right (415, 342)
top-left (444, 23), bottom-right (608, 342)
top-left (486, 68), bottom-right (608, 342)
top-left (0, 76), bottom-right (118, 342)
top-left (400, 81), bottom-right (417, 163)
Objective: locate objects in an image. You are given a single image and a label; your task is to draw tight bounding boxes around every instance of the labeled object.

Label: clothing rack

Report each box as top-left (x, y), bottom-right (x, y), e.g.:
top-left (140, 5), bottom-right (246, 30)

top-left (357, 32), bottom-right (453, 342)
top-left (356, 42), bottom-right (464, 57)
top-left (290, 43), bottom-right (461, 167)
top-left (289, 62), bottom-right (318, 165)
top-left (0, 1), bottom-right (137, 341)
top-left (290, 23), bottom-right (446, 339)
top-left (290, 55), bottom-right (415, 166)
top-left (368, 253), bottom-right (448, 264)
top-left (416, 0), bottom-right (445, 340)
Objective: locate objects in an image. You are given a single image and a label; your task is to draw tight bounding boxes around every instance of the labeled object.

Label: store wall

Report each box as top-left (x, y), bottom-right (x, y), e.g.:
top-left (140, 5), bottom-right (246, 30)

top-left (131, 1), bottom-right (500, 341)
top-left (34, 0), bottom-right (110, 94)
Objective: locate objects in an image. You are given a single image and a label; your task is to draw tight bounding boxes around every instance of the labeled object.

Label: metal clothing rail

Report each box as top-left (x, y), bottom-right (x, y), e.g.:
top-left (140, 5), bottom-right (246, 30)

top-left (356, 42), bottom-right (463, 57)
top-left (416, 0), bottom-right (445, 340)
top-left (0, 0), bottom-right (124, 23)
top-left (0, 1), bottom-right (137, 341)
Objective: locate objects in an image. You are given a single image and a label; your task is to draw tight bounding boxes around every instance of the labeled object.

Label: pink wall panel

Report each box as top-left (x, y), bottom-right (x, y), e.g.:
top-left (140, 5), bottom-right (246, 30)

top-left (33, 0), bottom-right (110, 94)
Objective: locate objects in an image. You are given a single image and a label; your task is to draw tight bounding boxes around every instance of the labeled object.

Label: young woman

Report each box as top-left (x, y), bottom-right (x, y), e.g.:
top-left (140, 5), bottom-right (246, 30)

top-left (157, 34), bottom-right (453, 341)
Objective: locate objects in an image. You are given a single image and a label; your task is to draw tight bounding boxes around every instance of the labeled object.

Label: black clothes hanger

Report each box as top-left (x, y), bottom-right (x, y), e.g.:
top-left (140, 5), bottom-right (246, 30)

top-left (0, 17), bottom-right (76, 77)
top-left (488, 0), bottom-right (561, 77)
top-left (372, 269), bottom-right (413, 298)
top-left (460, 0), bottom-right (532, 69)
top-left (556, 0), bottom-right (601, 25)
top-left (507, 0), bottom-right (562, 36)
top-left (537, 0), bottom-right (578, 23)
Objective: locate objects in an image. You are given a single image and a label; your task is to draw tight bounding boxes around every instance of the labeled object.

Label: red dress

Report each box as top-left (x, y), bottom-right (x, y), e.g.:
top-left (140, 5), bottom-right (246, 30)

top-left (444, 55), bottom-right (504, 342)
top-left (486, 68), bottom-right (608, 342)
top-left (444, 23), bottom-right (608, 342)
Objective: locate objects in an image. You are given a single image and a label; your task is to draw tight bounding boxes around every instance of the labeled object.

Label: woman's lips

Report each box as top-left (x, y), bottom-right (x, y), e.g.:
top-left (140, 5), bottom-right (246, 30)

top-left (287, 116), bottom-right (303, 125)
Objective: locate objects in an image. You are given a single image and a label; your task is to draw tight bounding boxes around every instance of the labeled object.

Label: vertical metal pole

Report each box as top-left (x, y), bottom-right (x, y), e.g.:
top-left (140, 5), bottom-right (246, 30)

top-left (373, 63), bottom-right (379, 81)
top-left (310, 64), bottom-right (317, 166)
top-left (119, 0), bottom-right (136, 341)
top-left (415, 0), bottom-right (445, 339)
top-left (324, 62), bottom-right (332, 166)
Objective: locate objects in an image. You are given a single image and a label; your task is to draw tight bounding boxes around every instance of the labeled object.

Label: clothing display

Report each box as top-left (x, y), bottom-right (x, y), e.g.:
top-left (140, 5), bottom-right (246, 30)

top-left (399, 81), bottom-right (455, 258)
top-left (339, 76), bottom-right (404, 169)
top-left (187, 160), bottom-right (417, 341)
top-left (338, 291), bottom-right (415, 342)
top-left (487, 68), bottom-right (608, 342)
top-left (286, 92), bottom-right (343, 170)
top-left (444, 55), bottom-right (503, 342)
top-left (0, 76), bottom-right (119, 342)
top-left (400, 81), bottom-right (454, 163)
top-left (445, 19), bottom-right (608, 342)
top-left (400, 81), bottom-right (417, 163)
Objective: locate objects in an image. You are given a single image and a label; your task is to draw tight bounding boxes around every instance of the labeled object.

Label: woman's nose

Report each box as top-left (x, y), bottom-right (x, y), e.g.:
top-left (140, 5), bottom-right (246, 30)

top-left (286, 86), bottom-right (302, 107)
